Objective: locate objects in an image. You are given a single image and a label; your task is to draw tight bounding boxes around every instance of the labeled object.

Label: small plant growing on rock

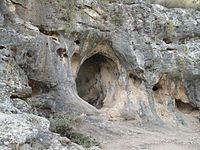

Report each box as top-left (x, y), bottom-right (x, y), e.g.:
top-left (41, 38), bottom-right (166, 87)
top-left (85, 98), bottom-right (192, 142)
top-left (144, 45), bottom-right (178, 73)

top-left (150, 0), bottom-right (200, 10)
top-left (111, 13), bottom-right (123, 26)
top-left (110, 7), bottom-right (123, 27)
top-left (49, 114), bottom-right (72, 135)
top-left (176, 56), bottom-right (186, 75)
top-left (49, 114), bottom-right (99, 148)
top-left (57, 0), bottom-right (66, 7)
top-left (154, 17), bottom-right (162, 29)
top-left (164, 20), bottom-right (175, 43)
top-left (67, 132), bottom-right (100, 148)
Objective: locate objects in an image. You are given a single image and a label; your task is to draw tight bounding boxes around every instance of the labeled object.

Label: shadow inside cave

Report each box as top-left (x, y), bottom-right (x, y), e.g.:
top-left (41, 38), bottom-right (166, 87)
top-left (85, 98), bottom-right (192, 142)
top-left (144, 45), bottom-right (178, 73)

top-left (76, 54), bottom-right (119, 109)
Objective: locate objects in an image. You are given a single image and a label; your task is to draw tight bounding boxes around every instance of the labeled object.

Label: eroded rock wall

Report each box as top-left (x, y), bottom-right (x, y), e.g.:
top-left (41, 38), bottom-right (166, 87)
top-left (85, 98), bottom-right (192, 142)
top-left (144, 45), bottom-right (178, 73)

top-left (0, 0), bottom-right (200, 149)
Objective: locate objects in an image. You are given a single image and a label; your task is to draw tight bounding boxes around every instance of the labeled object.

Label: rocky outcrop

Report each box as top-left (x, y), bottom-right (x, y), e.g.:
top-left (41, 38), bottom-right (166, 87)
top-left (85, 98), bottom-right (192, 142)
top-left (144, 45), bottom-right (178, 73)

top-left (0, 0), bottom-right (200, 149)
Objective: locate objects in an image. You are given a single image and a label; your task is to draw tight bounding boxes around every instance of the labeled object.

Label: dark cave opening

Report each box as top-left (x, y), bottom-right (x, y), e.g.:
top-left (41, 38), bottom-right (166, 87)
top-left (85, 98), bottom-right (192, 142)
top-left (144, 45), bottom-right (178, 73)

top-left (76, 54), bottom-right (118, 109)
top-left (152, 81), bottom-right (163, 91)
top-left (0, 45), bottom-right (5, 49)
top-left (57, 48), bottom-right (68, 58)
top-left (152, 85), bottom-right (159, 91)
top-left (74, 40), bottom-right (80, 45)
top-left (175, 99), bottom-right (197, 113)
top-left (152, 84), bottom-right (161, 91)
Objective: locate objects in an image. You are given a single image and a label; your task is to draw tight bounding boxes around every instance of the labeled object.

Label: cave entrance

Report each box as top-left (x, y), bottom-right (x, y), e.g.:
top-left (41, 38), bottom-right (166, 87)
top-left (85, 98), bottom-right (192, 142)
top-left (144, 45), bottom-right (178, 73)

top-left (175, 99), bottom-right (197, 113)
top-left (76, 54), bottom-right (118, 109)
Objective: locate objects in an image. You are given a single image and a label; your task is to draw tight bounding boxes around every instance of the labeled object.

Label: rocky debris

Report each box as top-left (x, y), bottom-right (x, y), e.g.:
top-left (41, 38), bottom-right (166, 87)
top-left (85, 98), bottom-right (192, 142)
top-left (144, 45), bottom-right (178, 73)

top-left (0, 111), bottom-right (95, 150)
top-left (11, 98), bottom-right (31, 113)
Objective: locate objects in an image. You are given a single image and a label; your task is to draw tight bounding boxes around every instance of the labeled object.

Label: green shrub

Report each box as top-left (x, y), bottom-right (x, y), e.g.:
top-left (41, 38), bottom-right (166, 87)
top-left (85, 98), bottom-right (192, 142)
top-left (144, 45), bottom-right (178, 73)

top-left (57, 0), bottom-right (66, 7)
top-left (49, 114), bottom-right (99, 148)
top-left (101, 0), bottom-right (117, 3)
top-left (150, 0), bottom-right (200, 10)
top-left (164, 20), bottom-right (175, 43)
top-left (111, 13), bottom-right (123, 26)
top-left (49, 114), bottom-right (72, 135)
top-left (67, 132), bottom-right (99, 148)
top-left (176, 56), bottom-right (186, 74)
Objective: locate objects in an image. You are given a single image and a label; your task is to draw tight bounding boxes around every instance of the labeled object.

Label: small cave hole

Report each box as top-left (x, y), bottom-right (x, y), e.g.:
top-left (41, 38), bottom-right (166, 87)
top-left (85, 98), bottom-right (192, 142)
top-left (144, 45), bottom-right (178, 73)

top-left (129, 73), bottom-right (142, 84)
top-left (175, 99), bottom-right (197, 113)
top-left (10, 95), bottom-right (21, 99)
top-left (10, 46), bottom-right (17, 55)
top-left (0, 45), bottom-right (5, 49)
top-left (76, 54), bottom-right (118, 109)
top-left (129, 73), bottom-right (140, 80)
top-left (37, 25), bottom-right (59, 36)
top-left (163, 38), bottom-right (172, 44)
top-left (166, 48), bottom-right (177, 51)
top-left (152, 85), bottom-right (159, 91)
top-left (10, 110), bottom-right (18, 114)
top-left (129, 73), bottom-right (134, 78)
top-left (57, 48), bottom-right (68, 58)
top-left (27, 51), bottom-right (33, 58)
top-left (152, 83), bottom-right (162, 91)
top-left (37, 25), bottom-right (60, 42)
top-left (74, 40), bottom-right (80, 45)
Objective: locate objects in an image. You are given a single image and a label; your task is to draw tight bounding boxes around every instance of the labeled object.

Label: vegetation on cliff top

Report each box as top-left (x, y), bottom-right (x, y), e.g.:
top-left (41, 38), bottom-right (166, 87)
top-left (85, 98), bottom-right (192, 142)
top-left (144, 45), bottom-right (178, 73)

top-left (150, 0), bottom-right (200, 10)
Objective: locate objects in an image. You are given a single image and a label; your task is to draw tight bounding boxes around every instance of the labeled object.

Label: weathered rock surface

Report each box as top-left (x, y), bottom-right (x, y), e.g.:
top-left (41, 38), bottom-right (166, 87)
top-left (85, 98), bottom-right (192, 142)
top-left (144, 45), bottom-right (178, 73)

top-left (0, 0), bottom-right (200, 149)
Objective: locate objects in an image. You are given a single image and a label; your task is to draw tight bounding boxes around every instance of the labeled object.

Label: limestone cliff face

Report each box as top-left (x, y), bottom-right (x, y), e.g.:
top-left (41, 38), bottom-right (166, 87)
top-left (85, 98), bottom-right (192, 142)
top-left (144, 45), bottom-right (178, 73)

top-left (0, 0), bottom-right (200, 149)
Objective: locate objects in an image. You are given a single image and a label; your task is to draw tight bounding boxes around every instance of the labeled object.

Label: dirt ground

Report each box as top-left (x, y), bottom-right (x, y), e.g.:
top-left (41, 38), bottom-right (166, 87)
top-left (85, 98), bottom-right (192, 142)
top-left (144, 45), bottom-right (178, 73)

top-left (74, 112), bottom-right (200, 150)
